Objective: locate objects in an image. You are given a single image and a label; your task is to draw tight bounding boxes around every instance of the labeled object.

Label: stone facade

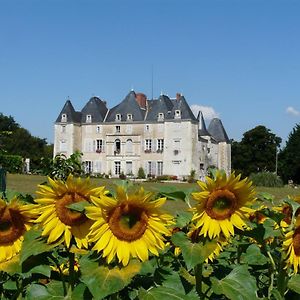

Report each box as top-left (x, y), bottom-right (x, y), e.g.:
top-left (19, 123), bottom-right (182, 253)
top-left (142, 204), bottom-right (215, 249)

top-left (54, 91), bottom-right (231, 179)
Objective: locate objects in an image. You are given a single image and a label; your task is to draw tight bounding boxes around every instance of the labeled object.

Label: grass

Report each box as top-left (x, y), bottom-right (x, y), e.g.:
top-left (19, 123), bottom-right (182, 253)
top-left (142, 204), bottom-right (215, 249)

top-left (5, 174), bottom-right (300, 214)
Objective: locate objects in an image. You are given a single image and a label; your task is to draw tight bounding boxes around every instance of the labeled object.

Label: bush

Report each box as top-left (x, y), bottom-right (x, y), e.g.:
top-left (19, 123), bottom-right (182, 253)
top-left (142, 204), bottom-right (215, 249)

top-left (249, 171), bottom-right (284, 187)
top-left (119, 172), bottom-right (126, 180)
top-left (0, 154), bottom-right (23, 173)
top-left (137, 167), bottom-right (146, 179)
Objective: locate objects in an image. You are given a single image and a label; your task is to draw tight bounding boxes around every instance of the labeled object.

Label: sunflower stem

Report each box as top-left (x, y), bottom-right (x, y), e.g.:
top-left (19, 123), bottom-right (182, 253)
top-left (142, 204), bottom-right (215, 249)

top-left (49, 254), bottom-right (67, 296)
top-left (277, 260), bottom-right (287, 297)
top-left (68, 251), bottom-right (76, 291)
top-left (267, 251), bottom-right (275, 298)
top-left (194, 263), bottom-right (204, 299)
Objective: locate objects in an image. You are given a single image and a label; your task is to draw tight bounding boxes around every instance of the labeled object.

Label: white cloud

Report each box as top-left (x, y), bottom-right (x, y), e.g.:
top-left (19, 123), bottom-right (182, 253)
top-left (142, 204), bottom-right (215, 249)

top-left (191, 104), bottom-right (219, 120)
top-left (286, 106), bottom-right (300, 116)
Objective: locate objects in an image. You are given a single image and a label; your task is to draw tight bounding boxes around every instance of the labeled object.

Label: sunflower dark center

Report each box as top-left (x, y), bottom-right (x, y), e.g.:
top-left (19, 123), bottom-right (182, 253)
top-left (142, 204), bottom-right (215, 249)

top-left (0, 206), bottom-right (26, 245)
top-left (205, 189), bottom-right (237, 220)
top-left (108, 202), bottom-right (148, 241)
top-left (293, 228), bottom-right (300, 256)
top-left (55, 192), bottom-right (88, 226)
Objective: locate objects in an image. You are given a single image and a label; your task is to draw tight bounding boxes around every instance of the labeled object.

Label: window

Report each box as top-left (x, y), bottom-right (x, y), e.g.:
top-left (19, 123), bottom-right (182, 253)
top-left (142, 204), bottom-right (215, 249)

top-left (157, 161), bottom-right (163, 176)
top-left (59, 140), bottom-right (67, 152)
top-left (126, 139), bottom-right (133, 153)
top-left (126, 161), bottom-right (133, 175)
top-left (96, 139), bottom-right (104, 153)
top-left (173, 139), bottom-right (180, 155)
top-left (114, 139), bottom-right (121, 155)
top-left (127, 114), bottom-right (133, 121)
top-left (116, 126), bottom-right (120, 133)
top-left (86, 114), bottom-right (92, 123)
top-left (158, 113), bottom-right (164, 121)
top-left (126, 125), bottom-right (132, 134)
top-left (61, 125), bottom-right (66, 133)
top-left (84, 138), bottom-right (93, 152)
top-left (96, 125), bottom-right (101, 133)
top-left (147, 161), bottom-right (156, 176)
top-left (174, 110), bottom-right (181, 119)
top-left (157, 139), bottom-right (164, 152)
top-left (115, 161), bottom-right (121, 175)
top-left (115, 114), bottom-right (121, 121)
top-left (145, 139), bottom-right (152, 152)
top-left (145, 124), bottom-right (150, 132)
top-left (61, 114), bottom-right (67, 122)
top-left (84, 161), bottom-right (92, 174)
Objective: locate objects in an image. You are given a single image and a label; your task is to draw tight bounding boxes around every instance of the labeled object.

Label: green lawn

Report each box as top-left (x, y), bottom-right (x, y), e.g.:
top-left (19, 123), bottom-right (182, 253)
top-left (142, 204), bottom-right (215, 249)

top-left (6, 174), bottom-right (300, 214)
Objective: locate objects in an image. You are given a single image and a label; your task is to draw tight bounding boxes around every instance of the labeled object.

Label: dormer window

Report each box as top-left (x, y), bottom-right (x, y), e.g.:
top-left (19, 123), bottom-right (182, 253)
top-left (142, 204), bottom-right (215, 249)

top-left (61, 114), bottom-right (67, 122)
top-left (174, 110), bottom-right (181, 119)
top-left (127, 114), bottom-right (133, 121)
top-left (158, 113), bottom-right (164, 121)
top-left (86, 114), bottom-right (92, 123)
top-left (116, 114), bottom-right (121, 121)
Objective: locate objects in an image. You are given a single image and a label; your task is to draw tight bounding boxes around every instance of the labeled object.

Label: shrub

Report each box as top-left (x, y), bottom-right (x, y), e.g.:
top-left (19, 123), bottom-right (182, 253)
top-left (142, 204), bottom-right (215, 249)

top-left (119, 172), bottom-right (126, 180)
top-left (0, 154), bottom-right (23, 173)
top-left (249, 171), bottom-right (284, 187)
top-left (137, 167), bottom-right (146, 179)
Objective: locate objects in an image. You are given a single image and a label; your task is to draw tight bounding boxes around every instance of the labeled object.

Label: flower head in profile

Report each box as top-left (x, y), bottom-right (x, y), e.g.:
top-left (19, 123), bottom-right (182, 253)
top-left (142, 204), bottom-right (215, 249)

top-left (86, 186), bottom-right (174, 266)
top-left (274, 195), bottom-right (300, 228)
top-left (0, 198), bottom-right (39, 268)
top-left (283, 217), bottom-right (300, 273)
top-left (35, 175), bottom-right (106, 249)
top-left (187, 225), bottom-right (228, 262)
top-left (191, 171), bottom-right (256, 239)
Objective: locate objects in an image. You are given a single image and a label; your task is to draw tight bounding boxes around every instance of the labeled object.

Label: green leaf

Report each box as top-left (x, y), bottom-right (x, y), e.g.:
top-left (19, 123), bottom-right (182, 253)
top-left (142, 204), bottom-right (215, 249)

top-left (138, 287), bottom-right (198, 300)
top-left (26, 282), bottom-right (68, 300)
top-left (160, 191), bottom-right (187, 201)
top-left (241, 244), bottom-right (268, 266)
top-left (288, 274), bottom-right (300, 294)
top-left (66, 200), bottom-right (90, 212)
top-left (284, 197), bottom-right (300, 219)
top-left (80, 257), bottom-right (141, 299)
top-left (20, 227), bottom-right (54, 264)
top-left (171, 232), bottom-right (217, 270)
top-left (271, 289), bottom-right (284, 300)
top-left (22, 264), bottom-right (51, 278)
top-left (3, 280), bottom-right (17, 290)
top-left (256, 192), bottom-right (274, 202)
top-left (175, 211), bottom-right (193, 228)
top-left (211, 265), bottom-right (258, 300)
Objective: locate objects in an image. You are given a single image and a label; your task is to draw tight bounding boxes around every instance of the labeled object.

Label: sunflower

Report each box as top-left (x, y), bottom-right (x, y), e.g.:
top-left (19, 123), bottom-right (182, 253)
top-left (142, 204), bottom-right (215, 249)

top-left (35, 174), bottom-right (106, 249)
top-left (187, 225), bottom-right (228, 262)
top-left (274, 195), bottom-right (300, 228)
top-left (0, 198), bottom-right (39, 267)
top-left (191, 171), bottom-right (256, 239)
top-left (86, 186), bottom-right (174, 266)
top-left (283, 217), bottom-right (300, 273)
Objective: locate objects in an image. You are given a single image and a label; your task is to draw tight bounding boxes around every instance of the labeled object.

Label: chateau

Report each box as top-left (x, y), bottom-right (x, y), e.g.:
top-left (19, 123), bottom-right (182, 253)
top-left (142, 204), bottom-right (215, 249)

top-left (54, 91), bottom-right (231, 179)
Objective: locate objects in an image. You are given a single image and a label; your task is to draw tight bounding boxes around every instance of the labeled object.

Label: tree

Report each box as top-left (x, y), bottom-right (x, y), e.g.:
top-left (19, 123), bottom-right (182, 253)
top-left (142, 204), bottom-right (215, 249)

top-left (0, 113), bottom-right (53, 171)
top-left (278, 124), bottom-right (300, 183)
top-left (231, 125), bottom-right (281, 176)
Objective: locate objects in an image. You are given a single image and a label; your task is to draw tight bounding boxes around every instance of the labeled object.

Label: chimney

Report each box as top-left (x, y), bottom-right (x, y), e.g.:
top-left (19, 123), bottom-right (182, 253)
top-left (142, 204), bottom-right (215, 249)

top-left (135, 93), bottom-right (147, 109)
top-left (176, 93), bottom-right (181, 100)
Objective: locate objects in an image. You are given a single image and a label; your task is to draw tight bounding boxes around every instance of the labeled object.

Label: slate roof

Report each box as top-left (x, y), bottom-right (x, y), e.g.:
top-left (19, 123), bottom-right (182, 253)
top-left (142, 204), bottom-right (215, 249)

top-left (197, 111), bottom-right (211, 136)
top-left (105, 91), bottom-right (145, 122)
top-left (55, 100), bottom-right (81, 123)
top-left (171, 95), bottom-right (197, 121)
top-left (146, 95), bottom-right (175, 121)
top-left (208, 118), bottom-right (230, 143)
top-left (146, 94), bottom-right (197, 122)
top-left (81, 97), bottom-right (108, 123)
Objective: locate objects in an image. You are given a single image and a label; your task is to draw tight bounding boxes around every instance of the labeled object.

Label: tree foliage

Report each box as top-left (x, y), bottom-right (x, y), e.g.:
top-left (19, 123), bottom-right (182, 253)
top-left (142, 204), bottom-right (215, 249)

top-left (232, 125), bottom-right (281, 176)
top-left (0, 113), bottom-right (53, 171)
top-left (278, 123), bottom-right (300, 183)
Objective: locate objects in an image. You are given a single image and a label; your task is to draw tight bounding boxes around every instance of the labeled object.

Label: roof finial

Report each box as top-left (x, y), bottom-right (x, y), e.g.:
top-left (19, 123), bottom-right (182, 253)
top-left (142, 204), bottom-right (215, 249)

top-left (131, 85), bottom-right (134, 91)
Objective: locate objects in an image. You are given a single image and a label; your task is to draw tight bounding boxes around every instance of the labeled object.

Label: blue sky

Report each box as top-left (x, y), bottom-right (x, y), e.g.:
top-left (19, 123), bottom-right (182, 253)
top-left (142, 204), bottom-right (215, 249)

top-left (0, 0), bottom-right (300, 146)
